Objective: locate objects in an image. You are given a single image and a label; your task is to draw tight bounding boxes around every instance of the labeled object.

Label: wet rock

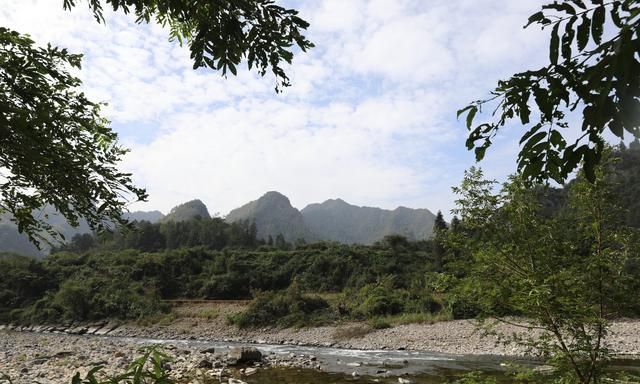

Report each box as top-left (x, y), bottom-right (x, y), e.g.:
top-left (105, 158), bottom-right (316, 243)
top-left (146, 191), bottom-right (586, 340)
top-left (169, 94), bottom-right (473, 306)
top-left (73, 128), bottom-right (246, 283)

top-left (197, 359), bottom-right (212, 369)
top-left (200, 347), bottom-right (216, 354)
top-left (228, 347), bottom-right (262, 364)
top-left (242, 367), bottom-right (258, 376)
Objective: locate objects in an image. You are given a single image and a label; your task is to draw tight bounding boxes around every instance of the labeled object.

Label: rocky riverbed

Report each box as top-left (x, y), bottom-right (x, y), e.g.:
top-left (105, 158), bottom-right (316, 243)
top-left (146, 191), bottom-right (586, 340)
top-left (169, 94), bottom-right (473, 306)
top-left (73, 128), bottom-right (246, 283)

top-left (2, 303), bottom-right (639, 383)
top-left (9, 302), bottom-right (634, 357)
top-left (0, 331), bottom-right (326, 384)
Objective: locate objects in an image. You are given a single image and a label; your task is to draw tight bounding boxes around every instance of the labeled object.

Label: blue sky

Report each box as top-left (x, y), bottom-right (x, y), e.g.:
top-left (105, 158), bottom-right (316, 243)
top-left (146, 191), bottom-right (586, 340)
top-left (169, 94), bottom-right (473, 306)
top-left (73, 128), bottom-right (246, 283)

top-left (3, 1), bottom-right (553, 218)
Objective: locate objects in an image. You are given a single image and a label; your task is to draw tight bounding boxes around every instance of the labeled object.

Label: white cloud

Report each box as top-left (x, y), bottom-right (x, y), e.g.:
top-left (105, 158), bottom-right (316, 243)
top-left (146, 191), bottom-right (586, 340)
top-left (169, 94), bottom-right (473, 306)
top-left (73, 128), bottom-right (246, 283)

top-left (2, 0), bottom-right (558, 218)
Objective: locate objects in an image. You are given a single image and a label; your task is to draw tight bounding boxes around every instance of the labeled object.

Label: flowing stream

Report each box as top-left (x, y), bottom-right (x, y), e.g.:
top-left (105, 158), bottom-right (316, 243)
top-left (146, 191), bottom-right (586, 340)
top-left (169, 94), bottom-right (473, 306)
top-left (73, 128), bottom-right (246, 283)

top-left (31, 332), bottom-right (640, 383)
top-left (108, 334), bottom-right (544, 382)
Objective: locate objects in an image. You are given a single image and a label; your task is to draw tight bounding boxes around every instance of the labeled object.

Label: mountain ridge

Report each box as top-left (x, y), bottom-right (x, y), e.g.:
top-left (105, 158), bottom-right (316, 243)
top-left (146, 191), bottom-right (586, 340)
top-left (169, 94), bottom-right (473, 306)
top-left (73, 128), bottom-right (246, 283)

top-left (226, 191), bottom-right (436, 244)
top-left (0, 192), bottom-right (438, 256)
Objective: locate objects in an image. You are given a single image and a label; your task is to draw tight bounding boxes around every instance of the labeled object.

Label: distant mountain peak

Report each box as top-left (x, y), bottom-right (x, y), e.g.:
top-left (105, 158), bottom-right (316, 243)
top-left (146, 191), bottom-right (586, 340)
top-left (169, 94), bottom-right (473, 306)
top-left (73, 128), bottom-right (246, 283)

top-left (163, 199), bottom-right (210, 222)
top-left (262, 191), bottom-right (288, 199)
top-left (226, 192), bottom-right (313, 242)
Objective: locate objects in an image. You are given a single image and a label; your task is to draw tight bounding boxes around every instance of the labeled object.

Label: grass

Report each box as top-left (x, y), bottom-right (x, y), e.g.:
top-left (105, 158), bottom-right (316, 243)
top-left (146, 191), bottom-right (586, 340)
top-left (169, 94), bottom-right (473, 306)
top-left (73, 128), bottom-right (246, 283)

top-left (383, 311), bottom-right (452, 326)
top-left (194, 307), bottom-right (219, 320)
top-left (368, 317), bottom-right (392, 329)
top-left (365, 311), bottom-right (451, 331)
top-left (136, 311), bottom-right (177, 326)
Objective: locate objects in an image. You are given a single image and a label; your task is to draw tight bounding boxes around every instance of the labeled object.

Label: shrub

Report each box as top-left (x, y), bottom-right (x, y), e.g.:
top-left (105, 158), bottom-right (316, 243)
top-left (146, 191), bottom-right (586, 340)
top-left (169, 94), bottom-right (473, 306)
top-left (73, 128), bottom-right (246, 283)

top-left (229, 283), bottom-right (333, 328)
top-left (368, 317), bottom-right (391, 329)
top-left (342, 278), bottom-right (405, 318)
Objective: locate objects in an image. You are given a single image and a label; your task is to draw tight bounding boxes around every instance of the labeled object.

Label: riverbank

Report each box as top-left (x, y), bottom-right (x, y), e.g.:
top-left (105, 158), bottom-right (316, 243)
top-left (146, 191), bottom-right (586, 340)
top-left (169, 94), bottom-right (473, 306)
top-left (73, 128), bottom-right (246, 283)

top-left (2, 317), bottom-right (640, 383)
top-left (3, 302), bottom-right (640, 356)
top-left (0, 330), bottom-right (326, 384)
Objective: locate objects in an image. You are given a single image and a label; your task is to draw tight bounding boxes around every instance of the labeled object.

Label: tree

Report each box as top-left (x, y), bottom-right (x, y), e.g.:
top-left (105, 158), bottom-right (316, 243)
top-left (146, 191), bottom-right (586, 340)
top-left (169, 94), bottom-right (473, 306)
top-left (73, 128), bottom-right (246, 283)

top-left (1, 1), bottom-right (312, 246)
top-left (451, 159), bottom-right (640, 383)
top-left (432, 210), bottom-right (448, 271)
top-left (433, 210), bottom-right (447, 232)
top-left (62, 0), bottom-right (313, 92)
top-left (1, 28), bottom-right (147, 246)
top-left (459, 0), bottom-right (640, 183)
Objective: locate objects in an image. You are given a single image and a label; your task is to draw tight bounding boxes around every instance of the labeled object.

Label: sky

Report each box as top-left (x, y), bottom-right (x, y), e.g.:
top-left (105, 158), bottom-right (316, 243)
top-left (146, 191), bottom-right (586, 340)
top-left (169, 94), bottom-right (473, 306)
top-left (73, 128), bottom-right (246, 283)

top-left (2, 0), bottom-right (552, 218)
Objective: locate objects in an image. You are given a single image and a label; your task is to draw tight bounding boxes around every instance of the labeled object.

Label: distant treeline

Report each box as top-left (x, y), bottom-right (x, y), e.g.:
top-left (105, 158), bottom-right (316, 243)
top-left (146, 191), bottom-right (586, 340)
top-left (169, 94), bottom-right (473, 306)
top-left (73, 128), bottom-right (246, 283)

top-left (53, 218), bottom-right (262, 254)
top-left (1, 236), bottom-right (453, 324)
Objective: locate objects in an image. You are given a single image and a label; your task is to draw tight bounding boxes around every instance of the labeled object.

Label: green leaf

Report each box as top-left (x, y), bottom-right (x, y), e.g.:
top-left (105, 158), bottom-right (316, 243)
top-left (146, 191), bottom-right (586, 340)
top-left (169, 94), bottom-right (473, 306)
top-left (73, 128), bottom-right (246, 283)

top-left (608, 119), bottom-right (624, 138)
top-left (549, 130), bottom-right (566, 148)
top-left (570, 0), bottom-right (587, 9)
top-left (611, 2), bottom-right (623, 28)
top-left (591, 5), bottom-right (605, 44)
top-left (466, 106), bottom-right (478, 129)
top-left (520, 123), bottom-right (543, 145)
top-left (576, 14), bottom-right (591, 51)
top-left (550, 22), bottom-right (561, 64)
top-left (543, 3), bottom-right (576, 15)
top-left (561, 17), bottom-right (577, 60)
top-left (525, 11), bottom-right (545, 27)
top-left (456, 105), bottom-right (474, 119)
top-left (522, 132), bottom-right (548, 153)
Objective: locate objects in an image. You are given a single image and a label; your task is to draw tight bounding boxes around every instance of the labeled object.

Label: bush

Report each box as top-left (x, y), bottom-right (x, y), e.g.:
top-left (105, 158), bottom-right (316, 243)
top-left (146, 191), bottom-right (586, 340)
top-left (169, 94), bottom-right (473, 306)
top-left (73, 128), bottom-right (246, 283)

top-left (368, 317), bottom-right (391, 329)
top-left (229, 283), bottom-right (334, 328)
top-left (342, 277), bottom-right (405, 318)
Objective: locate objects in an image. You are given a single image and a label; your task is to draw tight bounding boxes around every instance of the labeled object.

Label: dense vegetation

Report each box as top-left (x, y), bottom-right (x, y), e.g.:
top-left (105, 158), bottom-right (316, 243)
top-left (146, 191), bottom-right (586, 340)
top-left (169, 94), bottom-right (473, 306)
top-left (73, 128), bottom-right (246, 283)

top-left (449, 144), bottom-right (640, 383)
top-left (1, 232), bottom-right (448, 324)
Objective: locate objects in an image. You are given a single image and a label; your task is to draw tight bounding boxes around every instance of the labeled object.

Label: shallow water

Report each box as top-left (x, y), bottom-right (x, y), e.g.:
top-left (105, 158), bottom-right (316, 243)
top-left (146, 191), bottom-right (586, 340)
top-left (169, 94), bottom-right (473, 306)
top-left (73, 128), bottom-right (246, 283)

top-left (113, 334), bottom-right (541, 380)
top-left (33, 332), bottom-right (640, 383)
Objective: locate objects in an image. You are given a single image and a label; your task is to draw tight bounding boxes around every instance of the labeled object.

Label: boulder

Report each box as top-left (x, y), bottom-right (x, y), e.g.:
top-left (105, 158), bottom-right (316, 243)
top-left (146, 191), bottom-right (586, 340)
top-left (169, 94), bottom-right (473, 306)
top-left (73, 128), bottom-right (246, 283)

top-left (242, 367), bottom-right (258, 376)
top-left (227, 347), bottom-right (262, 365)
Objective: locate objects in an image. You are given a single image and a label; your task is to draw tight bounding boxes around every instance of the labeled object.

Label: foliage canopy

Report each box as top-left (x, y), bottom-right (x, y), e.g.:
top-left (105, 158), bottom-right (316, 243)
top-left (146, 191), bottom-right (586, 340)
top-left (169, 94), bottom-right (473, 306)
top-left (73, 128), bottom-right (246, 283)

top-left (0, 28), bottom-right (147, 246)
top-left (62, 0), bottom-right (314, 92)
top-left (459, 0), bottom-right (640, 183)
top-left (450, 156), bottom-right (640, 383)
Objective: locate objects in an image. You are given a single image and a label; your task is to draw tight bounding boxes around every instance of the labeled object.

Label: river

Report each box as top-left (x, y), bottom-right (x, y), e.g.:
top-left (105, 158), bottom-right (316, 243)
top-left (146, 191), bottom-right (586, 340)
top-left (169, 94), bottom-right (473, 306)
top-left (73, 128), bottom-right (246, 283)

top-left (3, 331), bottom-right (639, 383)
